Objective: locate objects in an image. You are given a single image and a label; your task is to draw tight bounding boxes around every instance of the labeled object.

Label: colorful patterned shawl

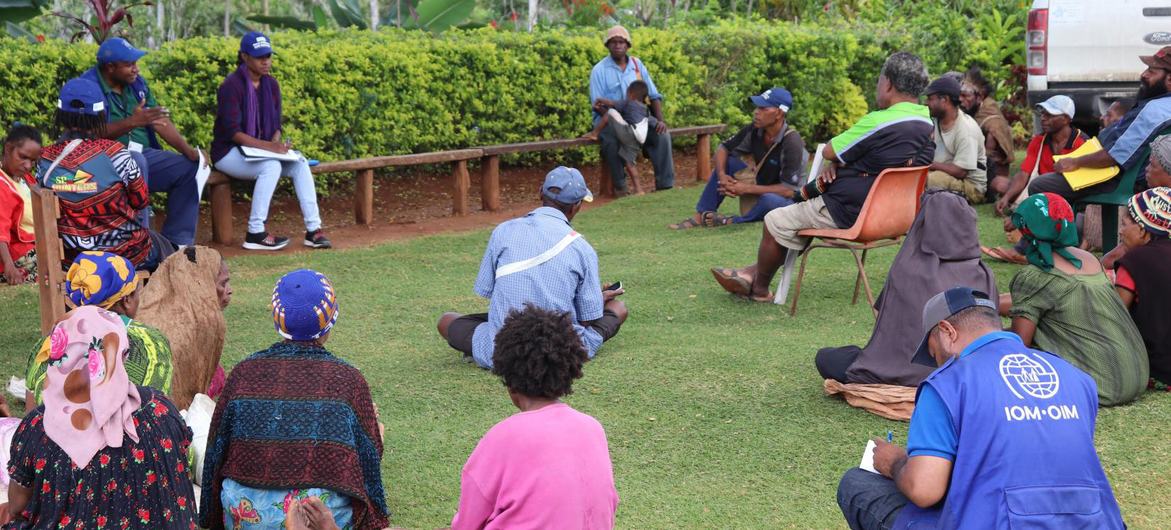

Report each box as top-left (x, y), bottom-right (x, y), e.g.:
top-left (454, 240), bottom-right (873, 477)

top-left (199, 341), bottom-right (388, 530)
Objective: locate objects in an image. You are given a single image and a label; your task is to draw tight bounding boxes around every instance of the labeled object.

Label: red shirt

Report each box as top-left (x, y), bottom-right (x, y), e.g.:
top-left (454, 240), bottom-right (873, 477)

top-left (0, 169), bottom-right (36, 260)
top-left (1020, 131), bottom-right (1087, 175)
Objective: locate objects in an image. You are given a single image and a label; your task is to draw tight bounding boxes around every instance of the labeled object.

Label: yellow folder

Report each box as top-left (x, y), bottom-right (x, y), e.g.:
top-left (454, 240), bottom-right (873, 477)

top-left (1052, 137), bottom-right (1120, 191)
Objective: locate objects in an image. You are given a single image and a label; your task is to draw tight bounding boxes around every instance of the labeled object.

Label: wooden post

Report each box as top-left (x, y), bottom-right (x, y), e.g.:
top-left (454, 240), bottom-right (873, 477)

top-left (452, 160), bottom-right (470, 216)
top-left (209, 173), bottom-right (234, 245)
top-left (354, 169), bottom-right (374, 225)
top-left (481, 155), bottom-right (500, 211)
top-left (697, 133), bottom-right (712, 182)
top-left (598, 160), bottom-right (614, 198)
top-left (30, 187), bottom-right (66, 335)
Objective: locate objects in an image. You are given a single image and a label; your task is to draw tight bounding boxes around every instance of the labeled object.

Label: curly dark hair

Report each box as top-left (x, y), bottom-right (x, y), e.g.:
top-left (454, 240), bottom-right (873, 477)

top-left (491, 304), bottom-right (587, 399)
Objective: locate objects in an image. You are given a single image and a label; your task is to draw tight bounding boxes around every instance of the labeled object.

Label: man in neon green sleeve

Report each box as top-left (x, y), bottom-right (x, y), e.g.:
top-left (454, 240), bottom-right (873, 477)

top-left (712, 52), bottom-right (936, 302)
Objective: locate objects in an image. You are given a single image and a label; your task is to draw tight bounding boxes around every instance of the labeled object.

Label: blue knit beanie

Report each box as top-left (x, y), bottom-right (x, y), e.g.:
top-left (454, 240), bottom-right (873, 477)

top-left (271, 269), bottom-right (339, 341)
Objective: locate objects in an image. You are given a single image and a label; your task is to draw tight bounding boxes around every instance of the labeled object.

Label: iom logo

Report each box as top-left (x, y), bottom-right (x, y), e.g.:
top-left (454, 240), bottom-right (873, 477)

top-left (998, 353), bottom-right (1060, 399)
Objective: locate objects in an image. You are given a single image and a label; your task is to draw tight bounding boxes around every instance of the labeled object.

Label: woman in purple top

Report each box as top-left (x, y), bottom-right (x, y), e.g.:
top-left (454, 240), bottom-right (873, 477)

top-left (452, 304), bottom-right (618, 530)
top-left (210, 32), bottom-right (330, 251)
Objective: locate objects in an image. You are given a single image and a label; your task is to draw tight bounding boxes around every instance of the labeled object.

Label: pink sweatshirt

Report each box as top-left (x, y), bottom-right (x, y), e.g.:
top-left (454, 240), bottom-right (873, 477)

top-left (451, 403), bottom-right (619, 530)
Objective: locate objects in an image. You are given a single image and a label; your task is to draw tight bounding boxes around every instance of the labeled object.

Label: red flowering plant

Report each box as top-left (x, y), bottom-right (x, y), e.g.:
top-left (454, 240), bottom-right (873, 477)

top-left (51, 0), bottom-right (153, 43)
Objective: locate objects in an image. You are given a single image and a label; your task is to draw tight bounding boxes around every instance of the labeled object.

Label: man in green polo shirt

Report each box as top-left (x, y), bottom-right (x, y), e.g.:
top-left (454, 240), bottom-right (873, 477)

top-left (79, 38), bottom-right (201, 249)
top-left (711, 52), bottom-right (936, 302)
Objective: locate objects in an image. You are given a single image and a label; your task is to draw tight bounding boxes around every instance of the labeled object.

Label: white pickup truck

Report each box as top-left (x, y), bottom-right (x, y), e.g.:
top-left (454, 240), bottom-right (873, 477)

top-left (1027, 0), bottom-right (1171, 128)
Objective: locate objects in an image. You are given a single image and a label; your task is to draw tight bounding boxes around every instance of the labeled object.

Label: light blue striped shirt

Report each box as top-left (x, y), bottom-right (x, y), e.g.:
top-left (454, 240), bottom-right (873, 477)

top-left (472, 207), bottom-right (604, 368)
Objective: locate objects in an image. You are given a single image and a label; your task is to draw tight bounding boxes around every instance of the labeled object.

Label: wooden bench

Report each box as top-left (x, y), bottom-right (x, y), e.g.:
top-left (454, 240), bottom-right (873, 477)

top-left (204, 125), bottom-right (725, 244)
top-left (475, 124), bottom-right (725, 211)
top-left (30, 185), bottom-right (66, 335)
top-left (206, 149), bottom-right (484, 244)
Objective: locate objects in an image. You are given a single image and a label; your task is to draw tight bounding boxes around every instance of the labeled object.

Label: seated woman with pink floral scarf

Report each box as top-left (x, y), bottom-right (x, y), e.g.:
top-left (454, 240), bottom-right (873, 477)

top-left (3, 306), bottom-right (197, 529)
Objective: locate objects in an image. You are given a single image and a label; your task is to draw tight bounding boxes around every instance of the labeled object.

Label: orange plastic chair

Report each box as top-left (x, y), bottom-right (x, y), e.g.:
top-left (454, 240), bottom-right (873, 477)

top-left (788, 166), bottom-right (929, 316)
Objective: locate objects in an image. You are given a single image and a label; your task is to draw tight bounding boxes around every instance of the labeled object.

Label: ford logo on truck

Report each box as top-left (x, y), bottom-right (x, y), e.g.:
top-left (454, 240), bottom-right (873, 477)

top-left (1145, 32), bottom-right (1171, 45)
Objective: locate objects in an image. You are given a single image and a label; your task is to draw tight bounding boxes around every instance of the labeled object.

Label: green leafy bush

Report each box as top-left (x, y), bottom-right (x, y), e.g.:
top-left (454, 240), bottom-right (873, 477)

top-left (0, 21), bottom-right (952, 190)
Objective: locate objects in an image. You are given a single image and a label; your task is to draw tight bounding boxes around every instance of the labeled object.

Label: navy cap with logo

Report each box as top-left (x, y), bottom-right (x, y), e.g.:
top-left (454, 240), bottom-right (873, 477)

top-left (911, 287), bottom-right (998, 367)
top-left (58, 78), bottom-right (107, 117)
top-left (240, 31), bottom-right (274, 57)
top-left (542, 166), bottom-right (593, 204)
top-left (96, 37), bottom-right (146, 64)
top-left (749, 87), bottom-right (793, 112)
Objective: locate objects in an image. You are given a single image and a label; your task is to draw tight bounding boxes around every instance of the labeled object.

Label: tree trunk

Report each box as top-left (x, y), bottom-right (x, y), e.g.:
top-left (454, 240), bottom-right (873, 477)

top-left (370, 0), bottom-right (379, 30)
top-left (527, 0), bottom-right (538, 31)
top-left (396, 0), bottom-right (401, 27)
top-left (223, 0), bottom-right (230, 37)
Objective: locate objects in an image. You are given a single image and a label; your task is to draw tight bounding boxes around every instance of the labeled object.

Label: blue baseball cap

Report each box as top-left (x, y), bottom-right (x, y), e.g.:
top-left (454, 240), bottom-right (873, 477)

top-left (911, 287), bottom-right (999, 367)
top-left (96, 37), bottom-right (146, 64)
top-left (58, 78), bottom-right (106, 116)
top-left (240, 32), bottom-right (274, 57)
top-left (542, 166), bottom-right (593, 204)
top-left (749, 88), bottom-right (793, 112)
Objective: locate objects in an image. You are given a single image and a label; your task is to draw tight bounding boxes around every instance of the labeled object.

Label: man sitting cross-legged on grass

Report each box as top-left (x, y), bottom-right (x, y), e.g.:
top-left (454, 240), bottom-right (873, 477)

top-left (451, 304), bottom-right (619, 529)
top-left (711, 52), bottom-right (934, 301)
top-left (438, 167), bottom-right (628, 368)
top-left (837, 287), bottom-right (1125, 530)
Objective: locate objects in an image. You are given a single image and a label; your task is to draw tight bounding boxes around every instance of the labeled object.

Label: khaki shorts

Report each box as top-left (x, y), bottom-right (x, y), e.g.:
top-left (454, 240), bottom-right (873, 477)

top-left (927, 170), bottom-right (986, 204)
top-left (763, 196), bottom-right (838, 251)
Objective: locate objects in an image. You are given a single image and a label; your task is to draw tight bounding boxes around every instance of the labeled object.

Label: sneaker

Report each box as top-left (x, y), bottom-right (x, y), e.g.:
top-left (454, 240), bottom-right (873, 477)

top-left (242, 231), bottom-right (289, 251)
top-left (304, 229), bottom-right (332, 249)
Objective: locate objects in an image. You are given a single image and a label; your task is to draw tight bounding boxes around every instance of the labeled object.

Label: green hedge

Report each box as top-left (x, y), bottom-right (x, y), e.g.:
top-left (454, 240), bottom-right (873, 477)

top-left (5, 21), bottom-right (995, 194)
top-left (0, 23), bottom-right (868, 166)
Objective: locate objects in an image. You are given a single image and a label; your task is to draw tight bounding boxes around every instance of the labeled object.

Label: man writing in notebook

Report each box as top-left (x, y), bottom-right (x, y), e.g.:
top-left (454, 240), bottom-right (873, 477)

top-left (1039, 46), bottom-right (1171, 200)
top-left (835, 287), bottom-right (1125, 529)
top-left (437, 167), bottom-right (628, 369)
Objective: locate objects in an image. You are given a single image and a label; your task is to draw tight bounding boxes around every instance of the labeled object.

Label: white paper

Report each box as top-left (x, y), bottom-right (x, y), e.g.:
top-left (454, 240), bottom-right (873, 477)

top-left (195, 149), bottom-right (211, 201)
top-left (239, 145), bottom-right (303, 162)
top-left (860, 440), bottom-right (879, 474)
top-left (127, 140), bottom-right (144, 153)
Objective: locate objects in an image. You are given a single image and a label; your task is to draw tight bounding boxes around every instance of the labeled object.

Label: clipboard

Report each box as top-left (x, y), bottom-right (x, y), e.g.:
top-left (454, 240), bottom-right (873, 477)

top-left (1052, 137), bottom-right (1119, 191)
top-left (239, 145), bottom-right (303, 163)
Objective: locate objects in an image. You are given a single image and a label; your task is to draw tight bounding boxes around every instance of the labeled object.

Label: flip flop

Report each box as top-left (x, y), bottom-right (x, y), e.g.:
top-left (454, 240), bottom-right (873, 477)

top-left (736, 291), bottom-right (775, 303)
top-left (711, 267), bottom-right (752, 296)
top-left (669, 216), bottom-right (704, 230)
top-left (702, 211), bottom-right (734, 227)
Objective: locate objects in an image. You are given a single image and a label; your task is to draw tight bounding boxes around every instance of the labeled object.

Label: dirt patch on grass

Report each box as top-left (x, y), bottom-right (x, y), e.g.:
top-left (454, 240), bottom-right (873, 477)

top-left (194, 154), bottom-right (700, 257)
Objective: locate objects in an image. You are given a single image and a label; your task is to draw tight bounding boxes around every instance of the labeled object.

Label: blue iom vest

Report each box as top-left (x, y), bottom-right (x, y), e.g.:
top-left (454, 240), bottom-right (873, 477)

top-left (896, 334), bottom-right (1124, 529)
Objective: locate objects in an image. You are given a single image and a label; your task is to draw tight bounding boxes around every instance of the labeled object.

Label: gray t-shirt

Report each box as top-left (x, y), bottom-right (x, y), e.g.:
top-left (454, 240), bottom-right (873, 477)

top-left (932, 111), bottom-right (988, 186)
top-left (612, 99), bottom-right (649, 125)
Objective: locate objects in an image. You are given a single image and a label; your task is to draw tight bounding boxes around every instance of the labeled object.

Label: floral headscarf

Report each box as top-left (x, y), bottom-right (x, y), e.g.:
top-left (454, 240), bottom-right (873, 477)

top-left (65, 251), bottom-right (140, 309)
top-left (1011, 192), bottom-right (1082, 271)
top-left (42, 306), bottom-right (141, 468)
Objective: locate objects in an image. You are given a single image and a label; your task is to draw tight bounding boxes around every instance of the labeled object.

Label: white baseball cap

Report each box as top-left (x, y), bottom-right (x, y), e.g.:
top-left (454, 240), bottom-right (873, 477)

top-left (1035, 95), bottom-right (1075, 119)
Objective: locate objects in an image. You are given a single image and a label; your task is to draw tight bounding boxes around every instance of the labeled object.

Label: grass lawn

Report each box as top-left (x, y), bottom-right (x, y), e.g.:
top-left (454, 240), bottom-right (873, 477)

top-left (0, 185), bottom-right (1167, 529)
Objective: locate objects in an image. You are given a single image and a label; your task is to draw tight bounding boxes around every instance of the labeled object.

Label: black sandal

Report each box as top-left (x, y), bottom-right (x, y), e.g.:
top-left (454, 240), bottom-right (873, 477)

top-left (702, 211), bottom-right (734, 227)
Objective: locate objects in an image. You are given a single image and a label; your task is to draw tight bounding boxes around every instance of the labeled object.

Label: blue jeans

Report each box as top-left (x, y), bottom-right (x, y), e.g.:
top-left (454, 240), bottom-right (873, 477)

top-left (130, 148), bottom-right (199, 246)
top-left (837, 468), bottom-right (907, 530)
top-left (214, 148), bottom-right (322, 234)
top-left (695, 157), bottom-right (793, 223)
